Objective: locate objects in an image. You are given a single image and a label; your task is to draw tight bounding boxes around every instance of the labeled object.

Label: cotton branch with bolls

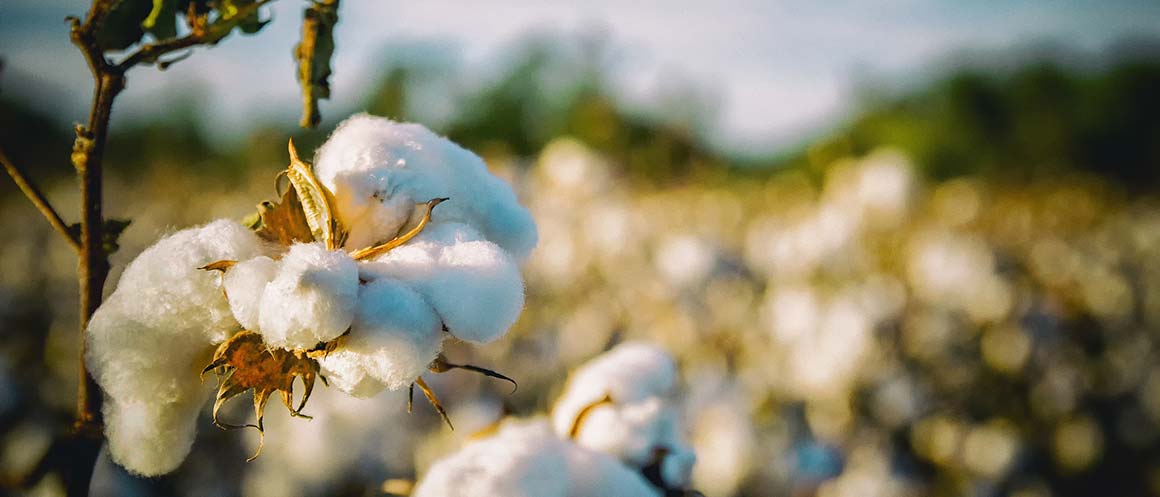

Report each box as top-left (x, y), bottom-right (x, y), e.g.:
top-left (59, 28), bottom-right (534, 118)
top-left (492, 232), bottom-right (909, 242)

top-left (85, 114), bottom-right (538, 476)
top-left (1, 1), bottom-right (351, 494)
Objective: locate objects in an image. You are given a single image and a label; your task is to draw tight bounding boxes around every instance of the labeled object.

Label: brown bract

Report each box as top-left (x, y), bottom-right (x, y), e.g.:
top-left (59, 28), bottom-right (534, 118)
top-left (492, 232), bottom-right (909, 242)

top-left (201, 330), bottom-right (333, 460)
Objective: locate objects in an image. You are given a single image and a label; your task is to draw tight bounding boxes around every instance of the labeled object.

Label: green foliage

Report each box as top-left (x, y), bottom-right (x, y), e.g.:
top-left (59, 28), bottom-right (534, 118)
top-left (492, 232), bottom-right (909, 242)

top-left (142, 0), bottom-right (177, 40)
top-left (835, 58), bottom-right (1160, 186)
top-left (95, 0), bottom-right (153, 50)
top-left (94, 0), bottom-right (272, 54)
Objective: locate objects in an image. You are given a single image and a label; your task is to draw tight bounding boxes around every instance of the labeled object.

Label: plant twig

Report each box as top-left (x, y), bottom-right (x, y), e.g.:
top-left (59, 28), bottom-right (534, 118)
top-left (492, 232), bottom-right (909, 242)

top-left (0, 146), bottom-right (81, 251)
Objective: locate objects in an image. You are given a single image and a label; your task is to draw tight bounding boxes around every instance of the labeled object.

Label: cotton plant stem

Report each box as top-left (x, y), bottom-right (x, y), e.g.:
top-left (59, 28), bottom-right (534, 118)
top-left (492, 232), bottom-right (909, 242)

top-left (61, 5), bottom-right (124, 496)
top-left (0, 146), bottom-right (81, 251)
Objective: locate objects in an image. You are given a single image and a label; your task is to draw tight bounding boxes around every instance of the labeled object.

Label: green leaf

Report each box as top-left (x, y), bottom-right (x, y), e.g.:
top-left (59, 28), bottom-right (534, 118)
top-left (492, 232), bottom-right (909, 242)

top-left (95, 0), bottom-right (153, 51)
top-left (295, 0), bottom-right (340, 128)
top-left (142, 0), bottom-right (177, 40)
top-left (202, 0), bottom-right (269, 44)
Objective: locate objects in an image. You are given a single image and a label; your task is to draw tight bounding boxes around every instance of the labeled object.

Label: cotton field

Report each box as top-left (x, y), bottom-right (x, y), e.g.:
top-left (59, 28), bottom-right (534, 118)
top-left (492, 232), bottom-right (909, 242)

top-left (2, 134), bottom-right (1159, 497)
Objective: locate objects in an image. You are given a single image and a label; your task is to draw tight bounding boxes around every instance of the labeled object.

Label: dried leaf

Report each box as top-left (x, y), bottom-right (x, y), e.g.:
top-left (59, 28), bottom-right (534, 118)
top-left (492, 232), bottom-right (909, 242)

top-left (294, 0), bottom-right (339, 128)
top-left (202, 330), bottom-right (326, 460)
top-left (199, 260), bottom-right (237, 272)
top-left (253, 184), bottom-right (314, 246)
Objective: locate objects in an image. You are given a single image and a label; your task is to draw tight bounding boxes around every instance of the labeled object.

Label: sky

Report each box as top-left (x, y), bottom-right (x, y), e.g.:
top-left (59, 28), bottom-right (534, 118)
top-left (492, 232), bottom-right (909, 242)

top-left (2, 0), bottom-right (1160, 153)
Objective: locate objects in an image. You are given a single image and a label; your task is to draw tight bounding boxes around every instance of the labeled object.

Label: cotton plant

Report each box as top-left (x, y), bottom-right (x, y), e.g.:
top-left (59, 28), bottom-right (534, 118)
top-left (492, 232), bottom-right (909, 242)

top-left (86, 114), bottom-right (536, 476)
top-left (414, 342), bottom-right (701, 497)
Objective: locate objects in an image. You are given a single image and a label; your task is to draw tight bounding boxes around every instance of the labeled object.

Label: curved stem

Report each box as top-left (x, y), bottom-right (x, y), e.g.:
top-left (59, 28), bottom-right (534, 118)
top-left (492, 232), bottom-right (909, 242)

top-left (0, 146), bottom-right (80, 251)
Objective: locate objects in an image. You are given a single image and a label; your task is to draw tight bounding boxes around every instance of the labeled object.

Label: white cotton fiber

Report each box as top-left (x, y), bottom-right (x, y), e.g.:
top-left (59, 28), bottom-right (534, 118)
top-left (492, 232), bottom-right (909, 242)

top-left (413, 418), bottom-right (660, 497)
top-left (550, 342), bottom-right (697, 487)
top-left (86, 220), bottom-right (268, 475)
top-left (412, 419), bottom-right (570, 497)
top-left (361, 222), bottom-right (525, 344)
top-left (313, 114), bottom-right (538, 261)
top-left (318, 278), bottom-right (443, 395)
top-left (569, 397), bottom-right (669, 466)
top-left (564, 442), bottom-right (662, 497)
top-left (256, 243), bottom-right (359, 349)
top-left (222, 255), bottom-right (278, 331)
top-left (551, 342), bottom-right (678, 439)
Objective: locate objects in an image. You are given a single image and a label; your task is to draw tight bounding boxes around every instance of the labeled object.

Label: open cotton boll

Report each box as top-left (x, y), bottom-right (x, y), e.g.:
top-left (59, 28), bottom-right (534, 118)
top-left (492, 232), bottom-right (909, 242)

top-left (313, 114), bottom-right (538, 261)
top-left (223, 256), bottom-right (278, 331)
top-left (326, 171), bottom-right (415, 251)
top-left (318, 279), bottom-right (443, 395)
top-left (257, 243), bottom-right (358, 349)
top-left (551, 342), bottom-right (678, 438)
top-left (412, 419), bottom-right (571, 497)
top-left (86, 220), bottom-right (267, 475)
top-left (569, 397), bottom-right (669, 466)
top-left (361, 222), bottom-right (525, 344)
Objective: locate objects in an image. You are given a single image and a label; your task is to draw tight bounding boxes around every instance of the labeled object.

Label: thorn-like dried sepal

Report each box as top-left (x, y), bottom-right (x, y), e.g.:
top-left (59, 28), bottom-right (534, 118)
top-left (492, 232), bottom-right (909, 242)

top-left (428, 353), bottom-right (518, 393)
top-left (199, 260), bottom-right (237, 272)
top-left (413, 377), bottom-right (454, 430)
top-left (351, 197), bottom-right (447, 261)
top-left (203, 330), bottom-right (335, 461)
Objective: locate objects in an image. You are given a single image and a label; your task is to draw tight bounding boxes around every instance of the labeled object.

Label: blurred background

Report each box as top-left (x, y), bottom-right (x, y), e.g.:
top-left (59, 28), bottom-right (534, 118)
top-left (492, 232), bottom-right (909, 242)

top-left (3, 1), bottom-right (1160, 496)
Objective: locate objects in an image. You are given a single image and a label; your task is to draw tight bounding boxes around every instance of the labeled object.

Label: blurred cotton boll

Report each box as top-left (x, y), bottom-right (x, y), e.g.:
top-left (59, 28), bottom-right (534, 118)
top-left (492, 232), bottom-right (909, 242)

top-left (413, 418), bottom-right (660, 497)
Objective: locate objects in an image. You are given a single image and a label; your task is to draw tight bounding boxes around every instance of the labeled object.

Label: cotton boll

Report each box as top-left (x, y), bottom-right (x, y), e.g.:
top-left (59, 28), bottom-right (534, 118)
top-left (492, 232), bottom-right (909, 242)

top-left (571, 398), bottom-right (668, 466)
top-left (314, 114), bottom-right (538, 261)
top-left (257, 243), bottom-right (358, 349)
top-left (86, 220), bottom-right (267, 475)
top-left (318, 279), bottom-right (442, 394)
top-left (552, 342), bottom-right (678, 439)
top-left (362, 222), bottom-right (525, 344)
top-left (222, 256), bottom-right (278, 331)
top-left (412, 419), bottom-right (570, 497)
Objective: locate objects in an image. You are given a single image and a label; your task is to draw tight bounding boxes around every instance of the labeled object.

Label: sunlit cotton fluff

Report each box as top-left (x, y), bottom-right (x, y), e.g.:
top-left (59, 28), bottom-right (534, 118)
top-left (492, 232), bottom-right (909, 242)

top-left (551, 342), bottom-right (695, 488)
top-left (318, 278), bottom-right (443, 396)
top-left (86, 220), bottom-right (267, 476)
top-left (361, 222), bottom-right (525, 344)
top-left (412, 418), bottom-right (660, 497)
top-left (313, 113), bottom-right (538, 261)
top-left (252, 243), bottom-right (358, 349)
top-left (552, 342), bottom-right (677, 428)
top-left (221, 255), bottom-right (277, 331)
